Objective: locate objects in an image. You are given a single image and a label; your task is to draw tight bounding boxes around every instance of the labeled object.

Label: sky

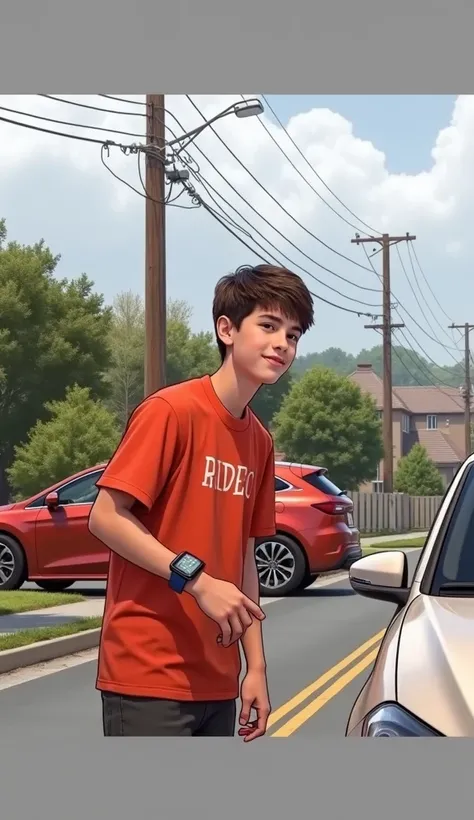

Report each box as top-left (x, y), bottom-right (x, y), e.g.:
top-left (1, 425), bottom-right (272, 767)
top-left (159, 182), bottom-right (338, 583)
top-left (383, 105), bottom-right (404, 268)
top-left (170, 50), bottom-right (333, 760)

top-left (0, 93), bottom-right (470, 369)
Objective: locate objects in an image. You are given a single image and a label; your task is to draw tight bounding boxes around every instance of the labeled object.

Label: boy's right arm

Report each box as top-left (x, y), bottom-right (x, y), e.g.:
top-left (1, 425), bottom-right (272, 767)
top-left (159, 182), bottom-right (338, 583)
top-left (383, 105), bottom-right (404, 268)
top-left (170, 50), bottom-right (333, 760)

top-left (89, 487), bottom-right (264, 646)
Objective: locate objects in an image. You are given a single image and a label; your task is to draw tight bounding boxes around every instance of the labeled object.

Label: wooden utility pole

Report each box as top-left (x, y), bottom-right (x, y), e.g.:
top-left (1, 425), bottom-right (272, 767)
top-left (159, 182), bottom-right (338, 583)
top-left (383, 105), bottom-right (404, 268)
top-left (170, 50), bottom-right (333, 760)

top-left (449, 322), bottom-right (474, 459)
top-left (352, 232), bottom-right (416, 492)
top-left (144, 94), bottom-right (166, 397)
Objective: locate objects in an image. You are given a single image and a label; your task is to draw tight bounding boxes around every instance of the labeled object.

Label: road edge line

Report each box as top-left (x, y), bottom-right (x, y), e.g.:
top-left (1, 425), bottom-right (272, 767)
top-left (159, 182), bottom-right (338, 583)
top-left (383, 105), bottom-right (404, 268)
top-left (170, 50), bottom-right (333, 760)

top-left (0, 628), bottom-right (102, 674)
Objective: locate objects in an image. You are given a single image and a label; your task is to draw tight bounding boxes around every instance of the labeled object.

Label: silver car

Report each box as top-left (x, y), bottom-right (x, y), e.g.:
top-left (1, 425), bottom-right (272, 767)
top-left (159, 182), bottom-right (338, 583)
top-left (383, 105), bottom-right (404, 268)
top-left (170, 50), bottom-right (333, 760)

top-left (346, 454), bottom-right (474, 737)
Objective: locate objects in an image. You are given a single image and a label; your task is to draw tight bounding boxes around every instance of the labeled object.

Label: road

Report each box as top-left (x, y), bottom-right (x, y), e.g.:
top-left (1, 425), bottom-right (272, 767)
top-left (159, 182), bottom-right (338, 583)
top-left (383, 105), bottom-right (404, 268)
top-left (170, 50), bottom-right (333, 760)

top-left (0, 550), bottom-right (421, 739)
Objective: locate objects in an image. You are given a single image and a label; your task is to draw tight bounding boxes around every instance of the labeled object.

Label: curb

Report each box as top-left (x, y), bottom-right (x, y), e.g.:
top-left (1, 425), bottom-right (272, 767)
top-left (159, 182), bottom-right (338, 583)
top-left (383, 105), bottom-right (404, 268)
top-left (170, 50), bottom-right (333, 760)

top-left (0, 628), bottom-right (101, 675)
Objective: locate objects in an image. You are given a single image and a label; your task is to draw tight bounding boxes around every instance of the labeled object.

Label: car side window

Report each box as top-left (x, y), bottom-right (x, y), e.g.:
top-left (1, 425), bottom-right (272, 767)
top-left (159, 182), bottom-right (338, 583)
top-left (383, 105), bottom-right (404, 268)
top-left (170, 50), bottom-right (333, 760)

top-left (57, 471), bottom-right (104, 506)
top-left (275, 478), bottom-right (289, 492)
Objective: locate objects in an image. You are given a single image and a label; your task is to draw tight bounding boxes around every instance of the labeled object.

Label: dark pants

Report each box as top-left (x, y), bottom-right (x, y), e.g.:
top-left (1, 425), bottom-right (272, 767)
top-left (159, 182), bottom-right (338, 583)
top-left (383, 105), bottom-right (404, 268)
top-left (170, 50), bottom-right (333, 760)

top-left (101, 691), bottom-right (236, 737)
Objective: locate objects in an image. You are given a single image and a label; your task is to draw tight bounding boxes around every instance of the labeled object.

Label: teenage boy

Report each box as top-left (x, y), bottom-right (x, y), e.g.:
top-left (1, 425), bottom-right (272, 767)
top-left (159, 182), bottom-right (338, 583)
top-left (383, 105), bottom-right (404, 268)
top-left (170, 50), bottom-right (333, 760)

top-left (88, 263), bottom-right (314, 738)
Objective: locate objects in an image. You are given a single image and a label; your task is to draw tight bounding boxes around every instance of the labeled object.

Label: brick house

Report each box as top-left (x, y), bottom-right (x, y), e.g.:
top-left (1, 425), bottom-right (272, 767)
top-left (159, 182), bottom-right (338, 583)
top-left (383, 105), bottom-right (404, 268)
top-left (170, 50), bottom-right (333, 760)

top-left (349, 363), bottom-right (468, 492)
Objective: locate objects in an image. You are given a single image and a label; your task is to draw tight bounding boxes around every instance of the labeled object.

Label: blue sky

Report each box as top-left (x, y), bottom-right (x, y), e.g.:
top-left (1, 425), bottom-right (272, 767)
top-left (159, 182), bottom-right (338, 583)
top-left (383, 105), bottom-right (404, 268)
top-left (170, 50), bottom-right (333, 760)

top-left (269, 95), bottom-right (457, 174)
top-left (0, 94), bottom-right (470, 369)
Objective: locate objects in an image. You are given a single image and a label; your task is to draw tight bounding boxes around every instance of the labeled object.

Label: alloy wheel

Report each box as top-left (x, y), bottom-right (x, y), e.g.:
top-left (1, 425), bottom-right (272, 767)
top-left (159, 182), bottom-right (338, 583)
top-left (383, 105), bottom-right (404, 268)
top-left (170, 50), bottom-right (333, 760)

top-left (255, 540), bottom-right (296, 591)
top-left (0, 542), bottom-right (15, 587)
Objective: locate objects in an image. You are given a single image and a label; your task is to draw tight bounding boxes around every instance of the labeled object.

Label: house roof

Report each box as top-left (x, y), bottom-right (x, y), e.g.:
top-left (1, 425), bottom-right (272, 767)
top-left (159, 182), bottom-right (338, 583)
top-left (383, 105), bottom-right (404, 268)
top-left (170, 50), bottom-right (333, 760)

top-left (349, 363), bottom-right (464, 414)
top-left (415, 429), bottom-right (463, 464)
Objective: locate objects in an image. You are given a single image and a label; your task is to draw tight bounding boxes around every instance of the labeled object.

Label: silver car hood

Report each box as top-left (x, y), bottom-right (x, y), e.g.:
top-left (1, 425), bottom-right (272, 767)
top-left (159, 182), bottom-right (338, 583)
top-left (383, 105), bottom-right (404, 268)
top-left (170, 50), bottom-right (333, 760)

top-left (397, 593), bottom-right (474, 737)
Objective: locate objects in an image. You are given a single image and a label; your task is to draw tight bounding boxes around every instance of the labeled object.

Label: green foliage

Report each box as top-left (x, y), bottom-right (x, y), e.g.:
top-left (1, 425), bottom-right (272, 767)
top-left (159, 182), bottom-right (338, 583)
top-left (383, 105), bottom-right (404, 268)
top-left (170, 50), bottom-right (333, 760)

top-left (272, 366), bottom-right (383, 489)
top-left (394, 444), bottom-right (444, 496)
top-left (0, 222), bottom-right (112, 499)
top-left (6, 385), bottom-right (121, 499)
top-left (250, 371), bottom-right (293, 429)
top-left (293, 344), bottom-right (465, 387)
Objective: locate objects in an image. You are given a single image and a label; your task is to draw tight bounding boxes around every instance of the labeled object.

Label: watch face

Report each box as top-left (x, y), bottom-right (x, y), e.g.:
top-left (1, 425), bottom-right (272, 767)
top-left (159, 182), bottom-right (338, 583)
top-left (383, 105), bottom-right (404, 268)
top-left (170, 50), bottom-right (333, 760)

top-left (174, 553), bottom-right (202, 577)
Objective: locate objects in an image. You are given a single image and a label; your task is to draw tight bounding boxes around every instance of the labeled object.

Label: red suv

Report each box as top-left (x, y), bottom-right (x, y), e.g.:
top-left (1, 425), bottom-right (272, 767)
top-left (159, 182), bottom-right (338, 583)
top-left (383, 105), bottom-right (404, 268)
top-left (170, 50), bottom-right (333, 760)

top-left (0, 461), bottom-right (360, 597)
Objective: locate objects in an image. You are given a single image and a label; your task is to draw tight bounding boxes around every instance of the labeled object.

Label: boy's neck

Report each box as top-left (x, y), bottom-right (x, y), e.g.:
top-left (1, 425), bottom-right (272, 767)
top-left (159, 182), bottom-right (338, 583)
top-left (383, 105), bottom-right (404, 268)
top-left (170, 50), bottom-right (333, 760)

top-left (210, 358), bottom-right (261, 419)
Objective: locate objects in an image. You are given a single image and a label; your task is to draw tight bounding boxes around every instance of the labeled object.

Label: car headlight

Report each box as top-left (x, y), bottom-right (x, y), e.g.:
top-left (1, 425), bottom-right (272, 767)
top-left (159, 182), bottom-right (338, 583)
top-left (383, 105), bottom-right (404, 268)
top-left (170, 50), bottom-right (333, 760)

top-left (361, 703), bottom-right (442, 737)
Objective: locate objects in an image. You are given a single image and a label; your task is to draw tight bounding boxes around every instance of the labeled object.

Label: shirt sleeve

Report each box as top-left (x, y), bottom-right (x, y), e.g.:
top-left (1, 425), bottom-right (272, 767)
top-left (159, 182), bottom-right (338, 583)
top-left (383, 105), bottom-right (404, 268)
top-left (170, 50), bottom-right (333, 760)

top-left (96, 396), bottom-right (180, 511)
top-left (249, 439), bottom-right (276, 538)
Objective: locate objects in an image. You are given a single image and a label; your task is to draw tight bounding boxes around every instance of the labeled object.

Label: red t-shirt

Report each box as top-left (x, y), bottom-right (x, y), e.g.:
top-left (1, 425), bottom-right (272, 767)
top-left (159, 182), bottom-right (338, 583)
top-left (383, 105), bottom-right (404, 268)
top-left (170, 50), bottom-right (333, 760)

top-left (94, 374), bottom-right (276, 701)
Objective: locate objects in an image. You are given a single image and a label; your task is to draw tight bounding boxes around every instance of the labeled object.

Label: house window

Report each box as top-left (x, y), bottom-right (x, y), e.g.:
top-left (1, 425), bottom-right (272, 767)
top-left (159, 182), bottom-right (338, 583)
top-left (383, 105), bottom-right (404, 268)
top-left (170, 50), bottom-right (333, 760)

top-left (402, 414), bottom-right (410, 434)
top-left (427, 415), bottom-right (438, 430)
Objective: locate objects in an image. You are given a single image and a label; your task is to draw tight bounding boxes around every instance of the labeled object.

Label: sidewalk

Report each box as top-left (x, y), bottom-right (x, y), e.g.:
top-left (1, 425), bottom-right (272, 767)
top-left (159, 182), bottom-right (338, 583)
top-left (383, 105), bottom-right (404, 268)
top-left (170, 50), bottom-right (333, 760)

top-left (0, 531), bottom-right (427, 634)
top-left (360, 530), bottom-right (427, 546)
top-left (0, 598), bottom-right (104, 635)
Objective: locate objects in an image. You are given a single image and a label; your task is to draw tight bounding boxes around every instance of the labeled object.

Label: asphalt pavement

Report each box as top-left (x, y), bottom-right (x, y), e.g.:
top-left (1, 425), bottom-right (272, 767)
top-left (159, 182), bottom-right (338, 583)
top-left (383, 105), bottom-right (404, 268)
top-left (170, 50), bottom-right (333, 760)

top-left (0, 549), bottom-right (422, 739)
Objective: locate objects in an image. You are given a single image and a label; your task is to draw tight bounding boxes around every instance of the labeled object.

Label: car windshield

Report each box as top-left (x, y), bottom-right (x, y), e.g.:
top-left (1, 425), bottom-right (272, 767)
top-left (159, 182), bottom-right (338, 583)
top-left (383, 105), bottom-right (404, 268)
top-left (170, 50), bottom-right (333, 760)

top-left (429, 463), bottom-right (474, 595)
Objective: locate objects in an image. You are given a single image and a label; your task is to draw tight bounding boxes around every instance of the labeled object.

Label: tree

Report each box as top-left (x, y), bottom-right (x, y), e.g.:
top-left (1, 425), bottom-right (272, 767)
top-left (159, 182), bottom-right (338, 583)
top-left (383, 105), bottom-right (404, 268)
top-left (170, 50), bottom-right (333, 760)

top-left (6, 385), bottom-right (121, 500)
top-left (0, 223), bottom-right (113, 502)
top-left (250, 371), bottom-right (293, 429)
top-left (103, 291), bottom-right (145, 429)
top-left (104, 295), bottom-right (220, 428)
top-left (394, 444), bottom-right (444, 496)
top-left (272, 366), bottom-right (383, 490)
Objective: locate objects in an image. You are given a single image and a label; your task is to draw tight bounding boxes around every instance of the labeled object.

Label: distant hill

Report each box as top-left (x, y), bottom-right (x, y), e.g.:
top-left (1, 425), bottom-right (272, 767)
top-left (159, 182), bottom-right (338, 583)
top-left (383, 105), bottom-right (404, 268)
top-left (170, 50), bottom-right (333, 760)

top-left (292, 344), bottom-right (467, 388)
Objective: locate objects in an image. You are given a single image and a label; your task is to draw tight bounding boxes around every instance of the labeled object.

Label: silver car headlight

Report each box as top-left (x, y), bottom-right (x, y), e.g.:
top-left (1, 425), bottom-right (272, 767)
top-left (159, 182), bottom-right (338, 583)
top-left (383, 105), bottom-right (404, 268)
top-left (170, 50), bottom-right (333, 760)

top-left (361, 703), bottom-right (442, 737)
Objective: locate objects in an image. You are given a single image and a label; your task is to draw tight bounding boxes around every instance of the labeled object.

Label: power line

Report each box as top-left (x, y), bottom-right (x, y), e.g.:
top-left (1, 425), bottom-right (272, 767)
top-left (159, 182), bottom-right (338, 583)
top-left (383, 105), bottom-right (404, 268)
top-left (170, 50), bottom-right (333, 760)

top-left (39, 94), bottom-right (146, 118)
top-left (180, 180), bottom-right (380, 319)
top-left (186, 94), bottom-right (377, 276)
top-left (0, 103), bottom-right (145, 139)
top-left (0, 113), bottom-right (125, 146)
top-left (166, 107), bottom-right (381, 296)
top-left (185, 161), bottom-right (382, 309)
top-left (245, 94), bottom-right (373, 236)
top-left (98, 94), bottom-right (146, 107)
top-left (260, 94), bottom-right (381, 236)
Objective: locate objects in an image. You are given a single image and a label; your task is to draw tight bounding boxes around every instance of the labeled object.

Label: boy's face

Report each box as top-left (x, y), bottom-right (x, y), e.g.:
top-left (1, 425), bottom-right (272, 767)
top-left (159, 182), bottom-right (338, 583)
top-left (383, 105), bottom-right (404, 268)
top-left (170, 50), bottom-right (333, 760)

top-left (221, 305), bottom-right (302, 385)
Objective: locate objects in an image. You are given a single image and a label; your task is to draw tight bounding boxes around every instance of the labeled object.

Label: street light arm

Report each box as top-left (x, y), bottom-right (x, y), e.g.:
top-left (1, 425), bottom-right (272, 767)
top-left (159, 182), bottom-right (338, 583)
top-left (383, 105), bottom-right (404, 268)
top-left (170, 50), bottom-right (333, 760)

top-left (166, 98), bottom-right (263, 151)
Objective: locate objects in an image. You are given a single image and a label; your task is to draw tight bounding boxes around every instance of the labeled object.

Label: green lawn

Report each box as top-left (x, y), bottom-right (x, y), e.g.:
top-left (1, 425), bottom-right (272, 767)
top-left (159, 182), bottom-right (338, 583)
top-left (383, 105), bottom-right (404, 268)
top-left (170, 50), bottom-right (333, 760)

top-left (0, 616), bottom-right (103, 652)
top-left (0, 590), bottom-right (86, 616)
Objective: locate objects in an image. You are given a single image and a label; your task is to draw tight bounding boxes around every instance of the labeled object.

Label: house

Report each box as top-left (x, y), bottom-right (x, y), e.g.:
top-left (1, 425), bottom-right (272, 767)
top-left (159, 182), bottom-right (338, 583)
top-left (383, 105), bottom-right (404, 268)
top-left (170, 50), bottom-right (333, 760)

top-left (349, 363), bottom-right (468, 492)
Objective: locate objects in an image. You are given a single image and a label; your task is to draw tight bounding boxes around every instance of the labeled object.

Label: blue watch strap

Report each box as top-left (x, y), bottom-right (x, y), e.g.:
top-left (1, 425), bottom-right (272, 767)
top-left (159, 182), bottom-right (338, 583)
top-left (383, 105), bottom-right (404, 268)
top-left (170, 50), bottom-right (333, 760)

top-left (169, 570), bottom-right (188, 593)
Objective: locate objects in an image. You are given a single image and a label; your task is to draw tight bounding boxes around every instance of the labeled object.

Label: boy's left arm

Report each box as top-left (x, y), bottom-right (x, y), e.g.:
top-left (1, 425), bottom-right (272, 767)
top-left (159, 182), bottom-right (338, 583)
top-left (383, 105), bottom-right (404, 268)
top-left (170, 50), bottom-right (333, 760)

top-left (239, 441), bottom-right (276, 741)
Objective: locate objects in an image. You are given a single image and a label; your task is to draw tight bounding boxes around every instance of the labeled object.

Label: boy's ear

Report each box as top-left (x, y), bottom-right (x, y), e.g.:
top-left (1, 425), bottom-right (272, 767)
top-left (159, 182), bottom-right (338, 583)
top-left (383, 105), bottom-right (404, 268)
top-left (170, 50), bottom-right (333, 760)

top-left (216, 315), bottom-right (235, 350)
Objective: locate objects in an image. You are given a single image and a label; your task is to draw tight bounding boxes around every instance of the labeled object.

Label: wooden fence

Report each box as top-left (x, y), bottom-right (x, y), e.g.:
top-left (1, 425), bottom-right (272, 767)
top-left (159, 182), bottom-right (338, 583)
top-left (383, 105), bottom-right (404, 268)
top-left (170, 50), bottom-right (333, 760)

top-left (348, 491), bottom-right (444, 534)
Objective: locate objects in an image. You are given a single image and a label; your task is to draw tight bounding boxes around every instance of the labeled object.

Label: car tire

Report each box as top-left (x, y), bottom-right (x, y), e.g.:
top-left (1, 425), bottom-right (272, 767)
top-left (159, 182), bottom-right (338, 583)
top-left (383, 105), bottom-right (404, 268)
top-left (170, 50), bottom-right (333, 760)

top-left (35, 580), bottom-right (75, 592)
top-left (255, 534), bottom-right (307, 597)
top-left (0, 534), bottom-right (27, 590)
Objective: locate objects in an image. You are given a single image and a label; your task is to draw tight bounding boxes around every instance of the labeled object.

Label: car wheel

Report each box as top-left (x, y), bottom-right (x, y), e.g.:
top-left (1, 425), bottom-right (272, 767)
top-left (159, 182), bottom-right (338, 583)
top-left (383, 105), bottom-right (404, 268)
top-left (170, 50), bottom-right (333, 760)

top-left (255, 534), bottom-right (306, 597)
top-left (35, 580), bottom-right (75, 592)
top-left (0, 534), bottom-right (27, 590)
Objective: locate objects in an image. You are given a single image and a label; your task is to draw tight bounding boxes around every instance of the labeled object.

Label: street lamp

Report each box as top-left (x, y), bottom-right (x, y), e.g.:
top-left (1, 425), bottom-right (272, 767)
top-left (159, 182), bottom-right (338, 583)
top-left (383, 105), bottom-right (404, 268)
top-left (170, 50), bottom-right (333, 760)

top-left (166, 98), bottom-right (264, 154)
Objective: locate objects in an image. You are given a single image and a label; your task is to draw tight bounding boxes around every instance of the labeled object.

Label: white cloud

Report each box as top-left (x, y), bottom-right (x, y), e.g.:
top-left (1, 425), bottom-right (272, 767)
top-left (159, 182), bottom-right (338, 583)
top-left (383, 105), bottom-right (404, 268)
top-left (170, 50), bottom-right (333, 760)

top-left (0, 93), bottom-right (472, 365)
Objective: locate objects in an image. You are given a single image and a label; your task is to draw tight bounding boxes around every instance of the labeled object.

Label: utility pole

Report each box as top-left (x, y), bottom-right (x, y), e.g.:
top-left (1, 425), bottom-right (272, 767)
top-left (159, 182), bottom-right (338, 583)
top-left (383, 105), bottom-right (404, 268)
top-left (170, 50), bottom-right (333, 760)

top-left (144, 94), bottom-right (166, 397)
top-left (449, 322), bottom-right (474, 459)
top-left (352, 232), bottom-right (416, 493)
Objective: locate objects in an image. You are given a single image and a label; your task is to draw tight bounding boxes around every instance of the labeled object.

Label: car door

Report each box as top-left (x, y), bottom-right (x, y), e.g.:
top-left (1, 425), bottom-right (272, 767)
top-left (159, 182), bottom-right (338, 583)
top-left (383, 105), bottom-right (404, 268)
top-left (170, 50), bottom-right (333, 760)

top-left (35, 469), bottom-right (109, 578)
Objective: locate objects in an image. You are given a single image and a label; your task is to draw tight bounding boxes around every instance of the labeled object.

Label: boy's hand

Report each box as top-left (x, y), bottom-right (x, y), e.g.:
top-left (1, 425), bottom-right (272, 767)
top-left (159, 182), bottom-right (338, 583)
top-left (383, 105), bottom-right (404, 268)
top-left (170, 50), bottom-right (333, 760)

top-left (238, 669), bottom-right (271, 741)
top-left (188, 574), bottom-right (265, 647)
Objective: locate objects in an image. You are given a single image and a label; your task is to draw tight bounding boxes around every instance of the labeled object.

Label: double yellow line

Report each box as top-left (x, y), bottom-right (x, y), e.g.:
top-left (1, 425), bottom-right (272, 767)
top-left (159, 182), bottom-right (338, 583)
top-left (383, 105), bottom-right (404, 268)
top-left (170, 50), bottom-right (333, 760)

top-left (268, 628), bottom-right (386, 737)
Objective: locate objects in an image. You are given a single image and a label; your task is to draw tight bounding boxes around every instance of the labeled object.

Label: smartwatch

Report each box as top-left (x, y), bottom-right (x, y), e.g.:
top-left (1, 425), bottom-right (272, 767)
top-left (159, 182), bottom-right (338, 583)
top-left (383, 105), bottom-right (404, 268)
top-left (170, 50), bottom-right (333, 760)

top-left (169, 552), bottom-right (205, 593)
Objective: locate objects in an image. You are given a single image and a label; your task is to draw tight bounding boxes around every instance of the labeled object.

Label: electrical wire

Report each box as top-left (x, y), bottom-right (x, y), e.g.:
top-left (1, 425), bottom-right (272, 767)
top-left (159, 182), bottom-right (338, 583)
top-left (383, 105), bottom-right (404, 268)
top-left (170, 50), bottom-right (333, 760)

top-left (183, 159), bottom-right (383, 309)
top-left (260, 94), bottom-right (381, 237)
top-left (246, 94), bottom-right (373, 236)
top-left (98, 94), bottom-right (145, 107)
top-left (165, 107), bottom-right (381, 296)
top-left (396, 243), bottom-right (461, 362)
top-left (186, 94), bottom-right (377, 276)
top-left (409, 240), bottom-right (455, 324)
top-left (0, 103), bottom-right (145, 139)
top-left (39, 94), bottom-right (146, 118)
top-left (181, 180), bottom-right (380, 319)
top-left (0, 113), bottom-right (125, 146)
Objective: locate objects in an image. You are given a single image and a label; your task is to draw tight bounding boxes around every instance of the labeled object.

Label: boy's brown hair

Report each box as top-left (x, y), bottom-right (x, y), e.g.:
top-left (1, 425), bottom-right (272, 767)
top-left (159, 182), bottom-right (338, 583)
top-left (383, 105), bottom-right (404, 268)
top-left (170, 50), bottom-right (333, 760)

top-left (212, 264), bottom-right (314, 362)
